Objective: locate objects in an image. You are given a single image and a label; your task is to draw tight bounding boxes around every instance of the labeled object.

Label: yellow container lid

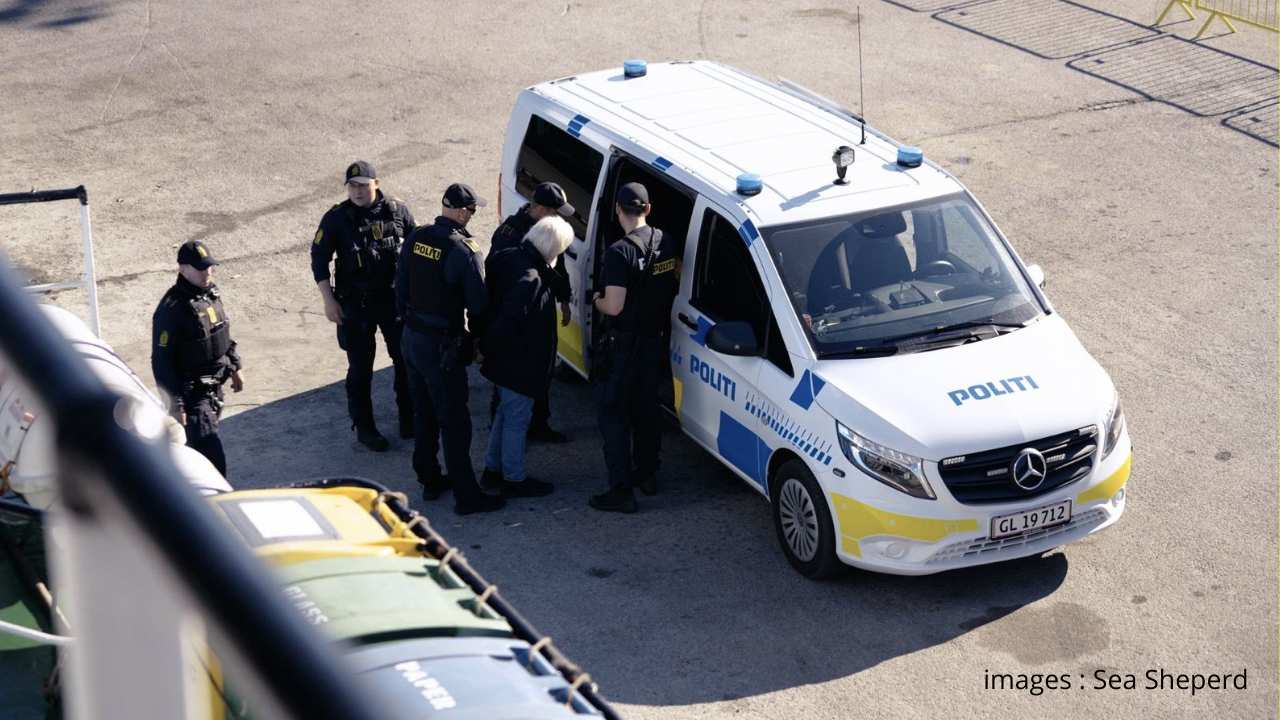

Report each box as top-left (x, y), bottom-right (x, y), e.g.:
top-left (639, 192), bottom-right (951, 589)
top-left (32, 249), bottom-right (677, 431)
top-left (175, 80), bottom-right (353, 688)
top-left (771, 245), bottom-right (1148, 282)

top-left (209, 486), bottom-right (422, 565)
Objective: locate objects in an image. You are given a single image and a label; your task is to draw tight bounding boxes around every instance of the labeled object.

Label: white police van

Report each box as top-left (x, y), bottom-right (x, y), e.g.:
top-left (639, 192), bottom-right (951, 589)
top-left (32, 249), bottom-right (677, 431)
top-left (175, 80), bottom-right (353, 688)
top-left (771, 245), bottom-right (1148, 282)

top-left (498, 60), bottom-right (1131, 578)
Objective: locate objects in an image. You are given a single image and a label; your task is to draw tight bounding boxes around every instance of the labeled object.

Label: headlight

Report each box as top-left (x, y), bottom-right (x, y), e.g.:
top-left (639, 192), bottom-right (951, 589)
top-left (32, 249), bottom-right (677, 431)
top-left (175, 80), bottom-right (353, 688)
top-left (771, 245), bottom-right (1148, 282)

top-left (1102, 392), bottom-right (1124, 458)
top-left (835, 421), bottom-right (935, 500)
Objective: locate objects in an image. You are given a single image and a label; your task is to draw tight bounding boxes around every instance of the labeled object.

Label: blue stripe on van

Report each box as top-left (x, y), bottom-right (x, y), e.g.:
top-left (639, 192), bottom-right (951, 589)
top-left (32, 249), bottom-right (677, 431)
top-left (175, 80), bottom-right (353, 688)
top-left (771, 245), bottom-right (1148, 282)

top-left (737, 220), bottom-right (760, 246)
top-left (651, 156), bottom-right (673, 172)
top-left (566, 114), bottom-right (590, 137)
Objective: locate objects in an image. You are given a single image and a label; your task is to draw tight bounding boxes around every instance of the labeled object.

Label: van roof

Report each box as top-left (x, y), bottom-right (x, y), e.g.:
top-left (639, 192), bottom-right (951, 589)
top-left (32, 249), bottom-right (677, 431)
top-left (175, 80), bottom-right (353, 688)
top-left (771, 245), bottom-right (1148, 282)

top-left (531, 61), bottom-right (963, 227)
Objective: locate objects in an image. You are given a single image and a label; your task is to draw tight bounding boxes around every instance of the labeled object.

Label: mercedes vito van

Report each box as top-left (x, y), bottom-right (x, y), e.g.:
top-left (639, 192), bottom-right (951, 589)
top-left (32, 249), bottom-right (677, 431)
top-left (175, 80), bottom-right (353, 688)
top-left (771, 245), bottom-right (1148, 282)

top-left (498, 60), bottom-right (1131, 578)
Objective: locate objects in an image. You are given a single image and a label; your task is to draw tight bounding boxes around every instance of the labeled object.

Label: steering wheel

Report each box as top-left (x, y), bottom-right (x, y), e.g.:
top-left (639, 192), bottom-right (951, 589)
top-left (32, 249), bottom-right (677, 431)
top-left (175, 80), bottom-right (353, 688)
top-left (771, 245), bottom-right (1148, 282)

top-left (918, 260), bottom-right (957, 278)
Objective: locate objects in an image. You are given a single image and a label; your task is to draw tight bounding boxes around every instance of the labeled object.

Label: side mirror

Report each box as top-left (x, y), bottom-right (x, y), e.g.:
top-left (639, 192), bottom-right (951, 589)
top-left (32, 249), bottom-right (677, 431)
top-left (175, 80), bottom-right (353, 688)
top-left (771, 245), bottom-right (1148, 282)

top-left (706, 321), bottom-right (760, 357)
top-left (1026, 263), bottom-right (1046, 289)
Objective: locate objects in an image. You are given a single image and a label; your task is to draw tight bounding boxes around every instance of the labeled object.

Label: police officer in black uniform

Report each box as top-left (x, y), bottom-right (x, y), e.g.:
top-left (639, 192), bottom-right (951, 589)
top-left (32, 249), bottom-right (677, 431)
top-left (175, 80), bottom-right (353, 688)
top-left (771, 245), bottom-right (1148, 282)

top-left (398, 183), bottom-right (505, 515)
top-left (488, 181), bottom-right (574, 443)
top-left (152, 240), bottom-right (244, 477)
top-left (311, 160), bottom-right (416, 451)
top-left (588, 182), bottom-right (679, 513)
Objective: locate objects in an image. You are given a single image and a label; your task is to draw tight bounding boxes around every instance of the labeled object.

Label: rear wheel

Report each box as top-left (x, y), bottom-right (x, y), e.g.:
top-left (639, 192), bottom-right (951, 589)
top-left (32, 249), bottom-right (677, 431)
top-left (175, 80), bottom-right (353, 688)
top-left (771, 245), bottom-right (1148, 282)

top-left (771, 459), bottom-right (843, 579)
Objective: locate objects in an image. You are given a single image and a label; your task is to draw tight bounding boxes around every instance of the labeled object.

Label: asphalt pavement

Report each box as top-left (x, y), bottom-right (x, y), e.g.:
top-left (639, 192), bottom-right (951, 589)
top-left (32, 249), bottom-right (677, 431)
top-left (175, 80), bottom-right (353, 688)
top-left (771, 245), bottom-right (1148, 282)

top-left (1, 0), bottom-right (1276, 717)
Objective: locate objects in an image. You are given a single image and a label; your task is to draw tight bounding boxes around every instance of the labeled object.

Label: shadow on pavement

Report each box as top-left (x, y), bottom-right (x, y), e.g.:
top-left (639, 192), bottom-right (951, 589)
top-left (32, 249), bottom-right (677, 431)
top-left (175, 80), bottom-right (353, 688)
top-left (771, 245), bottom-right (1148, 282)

top-left (220, 365), bottom-right (1070, 706)
top-left (881, 0), bottom-right (1278, 147)
top-left (0, 0), bottom-right (109, 28)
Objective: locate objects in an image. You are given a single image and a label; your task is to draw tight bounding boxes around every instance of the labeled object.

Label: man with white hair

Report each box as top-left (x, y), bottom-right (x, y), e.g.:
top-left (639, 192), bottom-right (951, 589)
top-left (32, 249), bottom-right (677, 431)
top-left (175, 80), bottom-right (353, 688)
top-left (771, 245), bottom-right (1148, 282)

top-left (479, 216), bottom-right (575, 497)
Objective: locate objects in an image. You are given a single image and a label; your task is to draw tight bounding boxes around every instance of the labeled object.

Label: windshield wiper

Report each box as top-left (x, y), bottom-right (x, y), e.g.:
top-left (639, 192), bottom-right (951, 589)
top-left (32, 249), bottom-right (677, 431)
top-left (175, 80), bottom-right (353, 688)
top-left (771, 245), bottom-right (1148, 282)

top-left (820, 345), bottom-right (900, 359)
top-left (874, 319), bottom-right (1030, 348)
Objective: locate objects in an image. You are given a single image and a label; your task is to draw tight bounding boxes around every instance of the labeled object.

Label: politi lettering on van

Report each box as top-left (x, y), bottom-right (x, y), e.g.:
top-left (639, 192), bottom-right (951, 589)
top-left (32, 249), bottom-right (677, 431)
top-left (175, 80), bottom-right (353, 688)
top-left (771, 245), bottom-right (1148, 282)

top-left (393, 661), bottom-right (458, 711)
top-left (947, 376), bottom-right (1040, 406)
top-left (690, 353), bottom-right (735, 402)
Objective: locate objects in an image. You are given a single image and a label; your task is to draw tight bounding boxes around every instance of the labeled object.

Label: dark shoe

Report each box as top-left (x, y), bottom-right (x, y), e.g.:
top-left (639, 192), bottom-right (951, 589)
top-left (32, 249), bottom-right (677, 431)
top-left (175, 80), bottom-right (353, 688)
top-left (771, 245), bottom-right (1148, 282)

top-left (588, 487), bottom-right (637, 514)
top-left (399, 415), bottom-right (415, 439)
top-left (455, 493), bottom-right (506, 516)
top-left (527, 425), bottom-right (570, 444)
top-left (635, 473), bottom-right (657, 496)
top-left (499, 477), bottom-right (554, 498)
top-left (480, 468), bottom-right (504, 492)
top-left (355, 424), bottom-right (389, 452)
top-left (420, 474), bottom-right (450, 501)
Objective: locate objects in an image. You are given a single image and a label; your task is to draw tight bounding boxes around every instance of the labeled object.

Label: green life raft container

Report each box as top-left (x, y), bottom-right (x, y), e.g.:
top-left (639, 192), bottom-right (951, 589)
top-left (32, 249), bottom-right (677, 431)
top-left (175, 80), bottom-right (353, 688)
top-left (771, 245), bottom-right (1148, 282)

top-left (275, 556), bottom-right (513, 642)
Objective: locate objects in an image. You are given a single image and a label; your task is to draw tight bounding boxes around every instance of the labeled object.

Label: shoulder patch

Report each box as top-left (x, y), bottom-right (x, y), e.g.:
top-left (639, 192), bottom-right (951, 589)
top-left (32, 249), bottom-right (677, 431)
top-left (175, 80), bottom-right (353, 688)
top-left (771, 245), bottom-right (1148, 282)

top-left (158, 330), bottom-right (169, 348)
top-left (463, 238), bottom-right (481, 254)
top-left (313, 229), bottom-right (323, 245)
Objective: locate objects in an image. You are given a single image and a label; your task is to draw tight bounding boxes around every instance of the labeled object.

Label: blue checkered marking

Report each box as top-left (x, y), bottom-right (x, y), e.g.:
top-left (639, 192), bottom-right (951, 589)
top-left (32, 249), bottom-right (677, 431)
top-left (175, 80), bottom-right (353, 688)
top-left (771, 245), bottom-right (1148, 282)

top-left (744, 392), bottom-right (834, 466)
top-left (737, 220), bottom-right (760, 246)
top-left (567, 114), bottom-right (590, 137)
top-left (651, 156), bottom-right (673, 172)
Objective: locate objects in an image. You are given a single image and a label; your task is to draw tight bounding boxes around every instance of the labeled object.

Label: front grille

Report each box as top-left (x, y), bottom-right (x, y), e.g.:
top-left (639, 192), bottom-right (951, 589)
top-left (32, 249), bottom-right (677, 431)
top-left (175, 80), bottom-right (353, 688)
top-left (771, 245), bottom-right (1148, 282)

top-left (926, 508), bottom-right (1108, 565)
top-left (938, 427), bottom-right (1097, 504)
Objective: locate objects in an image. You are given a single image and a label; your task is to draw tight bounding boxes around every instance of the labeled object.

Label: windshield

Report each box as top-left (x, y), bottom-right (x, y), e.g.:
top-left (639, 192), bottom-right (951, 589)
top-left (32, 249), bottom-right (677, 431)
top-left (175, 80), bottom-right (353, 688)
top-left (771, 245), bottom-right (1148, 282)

top-left (761, 194), bottom-right (1044, 358)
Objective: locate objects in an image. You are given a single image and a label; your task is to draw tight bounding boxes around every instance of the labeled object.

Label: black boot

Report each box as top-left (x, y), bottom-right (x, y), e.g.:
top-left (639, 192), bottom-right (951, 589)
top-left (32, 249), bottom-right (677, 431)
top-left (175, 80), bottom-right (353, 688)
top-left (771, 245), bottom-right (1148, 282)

top-left (588, 487), bottom-right (637, 514)
top-left (420, 474), bottom-right (450, 501)
top-left (354, 423), bottom-right (389, 452)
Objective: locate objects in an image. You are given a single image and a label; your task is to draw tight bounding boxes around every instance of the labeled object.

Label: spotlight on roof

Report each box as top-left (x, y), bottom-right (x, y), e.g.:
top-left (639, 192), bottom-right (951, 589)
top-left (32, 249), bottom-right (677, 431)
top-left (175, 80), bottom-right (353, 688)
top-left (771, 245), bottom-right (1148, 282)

top-left (832, 145), bottom-right (855, 185)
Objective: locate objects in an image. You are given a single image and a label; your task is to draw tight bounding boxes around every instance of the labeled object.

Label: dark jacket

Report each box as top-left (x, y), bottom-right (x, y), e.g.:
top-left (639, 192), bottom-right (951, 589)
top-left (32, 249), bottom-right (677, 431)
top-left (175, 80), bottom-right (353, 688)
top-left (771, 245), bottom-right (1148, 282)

top-left (480, 242), bottom-right (558, 397)
top-left (397, 216), bottom-right (488, 337)
top-left (151, 275), bottom-right (241, 414)
top-left (489, 204), bottom-right (570, 303)
top-left (310, 191), bottom-right (415, 302)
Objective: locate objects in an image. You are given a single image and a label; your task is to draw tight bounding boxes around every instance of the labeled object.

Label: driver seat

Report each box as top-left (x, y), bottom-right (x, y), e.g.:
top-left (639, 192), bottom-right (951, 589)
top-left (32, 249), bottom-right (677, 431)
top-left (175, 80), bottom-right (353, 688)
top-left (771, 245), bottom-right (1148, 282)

top-left (849, 237), bottom-right (911, 292)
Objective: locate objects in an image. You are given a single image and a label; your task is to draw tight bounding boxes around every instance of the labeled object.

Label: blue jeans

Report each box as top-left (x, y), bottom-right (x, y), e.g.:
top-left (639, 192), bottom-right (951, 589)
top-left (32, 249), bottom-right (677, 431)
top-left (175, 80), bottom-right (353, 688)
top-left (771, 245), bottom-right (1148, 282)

top-left (485, 385), bottom-right (534, 482)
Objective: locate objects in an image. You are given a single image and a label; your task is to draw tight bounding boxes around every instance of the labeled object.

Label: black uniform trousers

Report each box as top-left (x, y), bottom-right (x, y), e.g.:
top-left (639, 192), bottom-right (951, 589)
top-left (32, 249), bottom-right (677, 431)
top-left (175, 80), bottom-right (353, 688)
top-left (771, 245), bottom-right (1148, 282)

top-left (401, 325), bottom-right (484, 504)
top-left (596, 334), bottom-right (669, 490)
top-left (337, 293), bottom-right (411, 428)
top-left (183, 387), bottom-right (227, 477)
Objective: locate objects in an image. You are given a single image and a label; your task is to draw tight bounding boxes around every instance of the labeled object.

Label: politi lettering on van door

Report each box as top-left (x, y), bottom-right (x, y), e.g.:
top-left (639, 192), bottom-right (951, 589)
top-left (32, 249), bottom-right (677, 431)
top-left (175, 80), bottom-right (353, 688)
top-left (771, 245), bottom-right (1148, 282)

top-left (690, 353), bottom-right (735, 402)
top-left (393, 661), bottom-right (458, 711)
top-left (947, 376), bottom-right (1039, 406)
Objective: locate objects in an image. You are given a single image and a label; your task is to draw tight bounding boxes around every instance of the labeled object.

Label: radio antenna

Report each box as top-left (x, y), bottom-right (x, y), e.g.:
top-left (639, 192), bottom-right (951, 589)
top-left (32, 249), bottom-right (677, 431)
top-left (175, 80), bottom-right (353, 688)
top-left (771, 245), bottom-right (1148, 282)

top-left (857, 4), bottom-right (866, 145)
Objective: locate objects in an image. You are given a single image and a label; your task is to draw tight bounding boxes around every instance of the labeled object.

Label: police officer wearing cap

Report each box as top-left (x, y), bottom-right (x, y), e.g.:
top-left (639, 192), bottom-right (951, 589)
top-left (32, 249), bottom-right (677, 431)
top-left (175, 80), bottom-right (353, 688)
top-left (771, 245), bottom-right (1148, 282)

top-left (588, 182), bottom-right (678, 513)
top-left (488, 181), bottom-right (574, 443)
top-left (152, 240), bottom-right (244, 477)
top-left (311, 160), bottom-right (416, 452)
top-left (398, 183), bottom-right (504, 515)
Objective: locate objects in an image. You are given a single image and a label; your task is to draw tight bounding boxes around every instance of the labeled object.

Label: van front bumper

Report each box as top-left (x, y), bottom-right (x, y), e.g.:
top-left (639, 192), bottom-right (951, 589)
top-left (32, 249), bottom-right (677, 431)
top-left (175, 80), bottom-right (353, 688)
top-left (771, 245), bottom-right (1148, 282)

top-left (825, 447), bottom-right (1131, 576)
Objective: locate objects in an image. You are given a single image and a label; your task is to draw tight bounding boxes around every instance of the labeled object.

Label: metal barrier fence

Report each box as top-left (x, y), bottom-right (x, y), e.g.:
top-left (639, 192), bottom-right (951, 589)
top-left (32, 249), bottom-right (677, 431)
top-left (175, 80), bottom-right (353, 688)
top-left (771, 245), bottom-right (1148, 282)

top-left (1157, 0), bottom-right (1279, 38)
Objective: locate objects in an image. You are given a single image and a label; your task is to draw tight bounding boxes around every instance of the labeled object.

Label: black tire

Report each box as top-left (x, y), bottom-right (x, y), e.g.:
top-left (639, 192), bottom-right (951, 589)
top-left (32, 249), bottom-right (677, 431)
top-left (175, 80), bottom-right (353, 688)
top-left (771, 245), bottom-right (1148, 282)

top-left (771, 458), bottom-right (843, 580)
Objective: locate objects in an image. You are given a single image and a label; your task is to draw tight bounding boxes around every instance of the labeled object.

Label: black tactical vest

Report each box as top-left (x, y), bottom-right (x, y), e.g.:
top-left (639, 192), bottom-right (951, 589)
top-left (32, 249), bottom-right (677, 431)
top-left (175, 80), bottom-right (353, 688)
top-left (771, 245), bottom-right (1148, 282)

top-left (335, 199), bottom-right (408, 296)
top-left (406, 229), bottom-right (462, 332)
top-left (179, 291), bottom-right (232, 376)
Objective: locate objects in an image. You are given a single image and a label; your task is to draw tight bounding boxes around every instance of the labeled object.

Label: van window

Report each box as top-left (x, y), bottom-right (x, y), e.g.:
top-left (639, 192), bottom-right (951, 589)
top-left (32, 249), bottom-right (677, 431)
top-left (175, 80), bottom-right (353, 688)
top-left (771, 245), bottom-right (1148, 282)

top-left (515, 115), bottom-right (603, 237)
top-left (692, 210), bottom-right (793, 376)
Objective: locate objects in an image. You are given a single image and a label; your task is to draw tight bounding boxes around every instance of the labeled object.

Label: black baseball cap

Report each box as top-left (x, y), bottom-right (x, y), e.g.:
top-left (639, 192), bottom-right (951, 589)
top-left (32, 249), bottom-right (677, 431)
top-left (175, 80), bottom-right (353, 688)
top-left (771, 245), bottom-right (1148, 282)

top-left (177, 240), bottom-right (218, 269)
top-left (532, 181), bottom-right (575, 218)
top-left (345, 160), bottom-right (377, 184)
top-left (617, 182), bottom-right (650, 210)
top-left (442, 183), bottom-right (487, 210)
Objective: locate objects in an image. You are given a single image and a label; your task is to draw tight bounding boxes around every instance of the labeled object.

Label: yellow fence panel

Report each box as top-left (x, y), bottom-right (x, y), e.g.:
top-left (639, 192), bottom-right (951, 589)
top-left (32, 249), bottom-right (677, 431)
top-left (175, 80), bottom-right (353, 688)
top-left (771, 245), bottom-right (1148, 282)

top-left (1157, 0), bottom-right (1278, 37)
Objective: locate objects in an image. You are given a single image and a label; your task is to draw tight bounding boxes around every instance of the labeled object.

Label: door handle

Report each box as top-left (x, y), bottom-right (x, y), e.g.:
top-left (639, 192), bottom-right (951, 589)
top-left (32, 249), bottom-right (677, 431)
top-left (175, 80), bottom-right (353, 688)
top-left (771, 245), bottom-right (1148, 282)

top-left (565, 248), bottom-right (578, 260)
top-left (677, 312), bottom-right (699, 330)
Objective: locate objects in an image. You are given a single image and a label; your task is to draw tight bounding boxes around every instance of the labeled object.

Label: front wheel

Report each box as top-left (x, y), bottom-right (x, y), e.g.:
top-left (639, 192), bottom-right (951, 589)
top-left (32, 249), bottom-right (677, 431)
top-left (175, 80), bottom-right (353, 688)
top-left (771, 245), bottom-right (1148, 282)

top-left (771, 459), bottom-right (842, 579)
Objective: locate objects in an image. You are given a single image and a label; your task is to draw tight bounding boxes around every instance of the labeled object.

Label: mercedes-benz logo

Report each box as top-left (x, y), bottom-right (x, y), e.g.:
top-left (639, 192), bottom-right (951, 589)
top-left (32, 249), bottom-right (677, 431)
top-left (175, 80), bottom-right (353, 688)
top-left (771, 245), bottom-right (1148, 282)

top-left (1011, 448), bottom-right (1048, 491)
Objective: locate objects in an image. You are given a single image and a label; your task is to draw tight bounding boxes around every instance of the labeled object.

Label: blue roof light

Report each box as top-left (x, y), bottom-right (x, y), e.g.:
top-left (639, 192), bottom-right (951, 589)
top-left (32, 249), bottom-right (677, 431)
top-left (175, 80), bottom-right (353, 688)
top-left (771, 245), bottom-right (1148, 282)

top-left (623, 59), bottom-right (648, 78)
top-left (897, 146), bottom-right (924, 168)
top-left (736, 172), bottom-right (762, 196)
